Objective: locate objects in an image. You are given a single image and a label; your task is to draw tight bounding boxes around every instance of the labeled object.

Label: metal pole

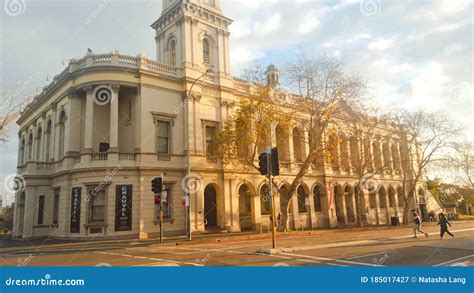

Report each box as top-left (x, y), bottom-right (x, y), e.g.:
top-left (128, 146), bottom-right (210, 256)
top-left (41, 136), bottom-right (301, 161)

top-left (267, 147), bottom-right (276, 249)
top-left (185, 68), bottom-right (213, 242)
top-left (160, 173), bottom-right (164, 243)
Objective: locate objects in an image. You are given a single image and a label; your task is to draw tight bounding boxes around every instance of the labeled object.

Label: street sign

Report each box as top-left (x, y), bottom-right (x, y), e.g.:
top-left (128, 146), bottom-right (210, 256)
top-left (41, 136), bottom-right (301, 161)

top-left (182, 195), bottom-right (190, 207)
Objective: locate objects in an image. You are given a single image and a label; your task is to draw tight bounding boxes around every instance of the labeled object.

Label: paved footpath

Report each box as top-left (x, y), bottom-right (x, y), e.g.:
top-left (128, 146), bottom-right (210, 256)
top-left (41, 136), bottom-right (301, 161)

top-left (1, 221), bottom-right (473, 267)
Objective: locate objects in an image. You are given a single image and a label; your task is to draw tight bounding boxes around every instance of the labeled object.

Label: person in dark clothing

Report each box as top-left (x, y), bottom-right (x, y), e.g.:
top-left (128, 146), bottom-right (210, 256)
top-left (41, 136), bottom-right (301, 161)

top-left (437, 213), bottom-right (454, 239)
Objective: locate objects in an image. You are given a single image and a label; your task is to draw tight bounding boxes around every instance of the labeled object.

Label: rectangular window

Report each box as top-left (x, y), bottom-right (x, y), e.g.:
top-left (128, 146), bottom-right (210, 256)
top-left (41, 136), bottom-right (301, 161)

top-left (38, 195), bottom-right (46, 225)
top-left (90, 190), bottom-right (106, 223)
top-left (53, 189), bottom-right (60, 225)
top-left (156, 121), bottom-right (170, 154)
top-left (205, 126), bottom-right (217, 157)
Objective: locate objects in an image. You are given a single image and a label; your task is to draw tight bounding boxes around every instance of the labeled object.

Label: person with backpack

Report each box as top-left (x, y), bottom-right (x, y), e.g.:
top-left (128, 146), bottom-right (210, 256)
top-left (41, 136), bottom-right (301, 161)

top-left (437, 213), bottom-right (454, 239)
top-left (413, 211), bottom-right (428, 238)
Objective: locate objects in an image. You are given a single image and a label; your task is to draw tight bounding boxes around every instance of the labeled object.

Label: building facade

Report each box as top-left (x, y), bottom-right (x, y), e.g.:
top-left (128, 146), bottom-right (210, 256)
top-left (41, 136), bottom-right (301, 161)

top-left (13, 0), bottom-right (442, 240)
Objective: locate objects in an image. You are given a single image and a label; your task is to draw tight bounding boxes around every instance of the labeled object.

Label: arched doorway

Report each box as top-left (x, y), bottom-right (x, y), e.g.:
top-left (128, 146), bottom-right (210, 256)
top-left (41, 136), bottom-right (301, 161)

top-left (379, 185), bottom-right (389, 224)
top-left (344, 185), bottom-right (355, 223)
top-left (204, 185), bottom-right (218, 229)
top-left (238, 184), bottom-right (253, 231)
top-left (334, 184), bottom-right (345, 224)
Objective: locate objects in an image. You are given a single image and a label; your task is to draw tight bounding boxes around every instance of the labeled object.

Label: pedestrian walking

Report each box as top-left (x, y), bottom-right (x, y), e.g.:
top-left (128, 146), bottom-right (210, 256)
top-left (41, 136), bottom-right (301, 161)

top-left (437, 213), bottom-right (454, 239)
top-left (413, 211), bottom-right (428, 238)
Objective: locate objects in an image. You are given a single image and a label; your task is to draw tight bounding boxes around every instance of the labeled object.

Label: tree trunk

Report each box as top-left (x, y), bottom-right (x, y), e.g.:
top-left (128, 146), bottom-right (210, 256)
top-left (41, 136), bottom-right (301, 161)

top-left (277, 191), bottom-right (291, 232)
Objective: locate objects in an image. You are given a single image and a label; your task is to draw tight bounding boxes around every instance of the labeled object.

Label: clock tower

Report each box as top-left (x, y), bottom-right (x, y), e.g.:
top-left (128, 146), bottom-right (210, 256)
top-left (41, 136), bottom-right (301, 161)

top-left (152, 0), bottom-right (232, 77)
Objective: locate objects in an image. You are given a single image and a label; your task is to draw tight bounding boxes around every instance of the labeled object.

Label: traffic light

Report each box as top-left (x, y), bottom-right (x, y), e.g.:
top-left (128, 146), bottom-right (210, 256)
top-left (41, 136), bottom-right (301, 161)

top-left (154, 195), bottom-right (161, 205)
top-left (258, 152), bottom-right (268, 175)
top-left (151, 177), bottom-right (163, 194)
top-left (271, 148), bottom-right (280, 176)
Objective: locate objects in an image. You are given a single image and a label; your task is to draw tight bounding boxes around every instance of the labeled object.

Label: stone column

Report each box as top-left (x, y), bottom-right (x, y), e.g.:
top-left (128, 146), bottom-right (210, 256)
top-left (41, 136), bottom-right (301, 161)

top-left (108, 85), bottom-right (120, 161)
top-left (83, 87), bottom-right (95, 154)
top-left (66, 90), bottom-right (82, 158)
top-left (22, 187), bottom-right (35, 239)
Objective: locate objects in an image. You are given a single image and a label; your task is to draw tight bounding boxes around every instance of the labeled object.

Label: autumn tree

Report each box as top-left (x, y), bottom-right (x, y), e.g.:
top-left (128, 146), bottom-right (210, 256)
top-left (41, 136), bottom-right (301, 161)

top-left (348, 106), bottom-right (388, 226)
top-left (392, 109), bottom-right (463, 224)
top-left (449, 141), bottom-right (474, 188)
top-left (216, 54), bottom-right (366, 231)
top-left (0, 83), bottom-right (31, 143)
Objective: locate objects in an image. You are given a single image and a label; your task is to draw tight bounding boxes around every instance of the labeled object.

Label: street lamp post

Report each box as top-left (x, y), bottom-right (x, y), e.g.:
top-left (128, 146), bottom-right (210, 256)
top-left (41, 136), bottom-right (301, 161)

top-left (185, 68), bottom-right (215, 241)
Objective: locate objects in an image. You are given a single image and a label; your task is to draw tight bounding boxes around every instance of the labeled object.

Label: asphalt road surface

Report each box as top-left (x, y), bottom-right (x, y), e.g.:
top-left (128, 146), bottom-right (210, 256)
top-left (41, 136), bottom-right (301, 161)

top-left (1, 222), bottom-right (473, 267)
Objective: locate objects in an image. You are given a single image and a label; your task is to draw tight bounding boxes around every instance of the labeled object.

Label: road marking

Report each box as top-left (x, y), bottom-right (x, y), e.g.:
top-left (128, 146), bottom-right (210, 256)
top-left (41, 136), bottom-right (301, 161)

top-left (433, 254), bottom-right (474, 267)
top-left (346, 251), bottom-right (388, 260)
top-left (92, 251), bottom-right (200, 266)
top-left (297, 259), bottom-right (346, 267)
top-left (282, 252), bottom-right (382, 267)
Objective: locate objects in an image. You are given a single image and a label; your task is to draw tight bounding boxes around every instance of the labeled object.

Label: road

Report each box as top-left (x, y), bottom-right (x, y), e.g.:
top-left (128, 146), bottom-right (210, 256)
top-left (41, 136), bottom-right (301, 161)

top-left (1, 222), bottom-right (473, 267)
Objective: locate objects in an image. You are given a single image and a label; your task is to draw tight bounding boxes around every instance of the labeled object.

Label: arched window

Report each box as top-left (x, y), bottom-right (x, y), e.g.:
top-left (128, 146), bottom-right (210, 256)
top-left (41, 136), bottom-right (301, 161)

top-left (350, 135), bottom-right (360, 169)
top-left (292, 127), bottom-right (305, 163)
top-left (391, 143), bottom-right (401, 171)
top-left (203, 39), bottom-right (210, 64)
top-left (260, 185), bottom-right (271, 215)
top-left (369, 192), bottom-right (377, 209)
top-left (328, 131), bottom-right (339, 170)
top-left (236, 118), bottom-right (251, 159)
top-left (169, 39), bottom-right (177, 66)
top-left (388, 187), bottom-right (396, 208)
top-left (45, 120), bottom-right (52, 162)
top-left (36, 127), bottom-right (42, 161)
top-left (297, 186), bottom-right (307, 213)
top-left (379, 186), bottom-right (387, 208)
top-left (276, 124), bottom-right (290, 163)
top-left (373, 141), bottom-right (383, 171)
top-left (27, 132), bottom-right (33, 161)
top-left (313, 184), bottom-right (324, 212)
top-left (58, 111), bottom-right (66, 160)
top-left (19, 138), bottom-right (26, 164)
top-left (397, 187), bottom-right (405, 208)
top-left (339, 133), bottom-right (350, 171)
top-left (382, 142), bottom-right (392, 170)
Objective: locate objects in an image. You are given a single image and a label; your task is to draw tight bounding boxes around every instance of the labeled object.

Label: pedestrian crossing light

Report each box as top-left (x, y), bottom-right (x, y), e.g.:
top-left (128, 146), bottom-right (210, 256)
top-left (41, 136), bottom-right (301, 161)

top-left (151, 177), bottom-right (163, 194)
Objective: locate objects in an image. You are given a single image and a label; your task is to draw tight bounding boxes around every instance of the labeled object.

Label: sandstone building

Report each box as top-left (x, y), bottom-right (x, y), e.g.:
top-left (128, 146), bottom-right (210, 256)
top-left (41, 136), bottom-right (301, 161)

top-left (13, 0), bottom-right (442, 239)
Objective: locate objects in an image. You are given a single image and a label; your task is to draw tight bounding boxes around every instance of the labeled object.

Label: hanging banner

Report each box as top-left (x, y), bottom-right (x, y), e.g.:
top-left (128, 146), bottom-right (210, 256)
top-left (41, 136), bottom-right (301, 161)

top-left (70, 187), bottom-right (82, 233)
top-left (115, 185), bottom-right (133, 231)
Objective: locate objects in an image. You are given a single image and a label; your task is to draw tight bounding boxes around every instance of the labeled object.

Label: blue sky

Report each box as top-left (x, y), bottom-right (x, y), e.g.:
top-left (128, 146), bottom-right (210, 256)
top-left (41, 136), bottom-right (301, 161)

top-left (0, 0), bottom-right (473, 205)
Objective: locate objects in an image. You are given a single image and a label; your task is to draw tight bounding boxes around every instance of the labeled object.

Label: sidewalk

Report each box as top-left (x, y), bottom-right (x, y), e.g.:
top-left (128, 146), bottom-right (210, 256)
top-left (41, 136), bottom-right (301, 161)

top-left (1, 220), bottom-right (472, 254)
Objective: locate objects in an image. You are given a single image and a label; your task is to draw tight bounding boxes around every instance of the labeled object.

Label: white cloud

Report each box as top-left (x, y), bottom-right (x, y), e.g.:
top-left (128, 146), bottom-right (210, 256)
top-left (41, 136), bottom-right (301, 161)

top-left (298, 11), bottom-right (320, 35)
top-left (368, 38), bottom-right (395, 51)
